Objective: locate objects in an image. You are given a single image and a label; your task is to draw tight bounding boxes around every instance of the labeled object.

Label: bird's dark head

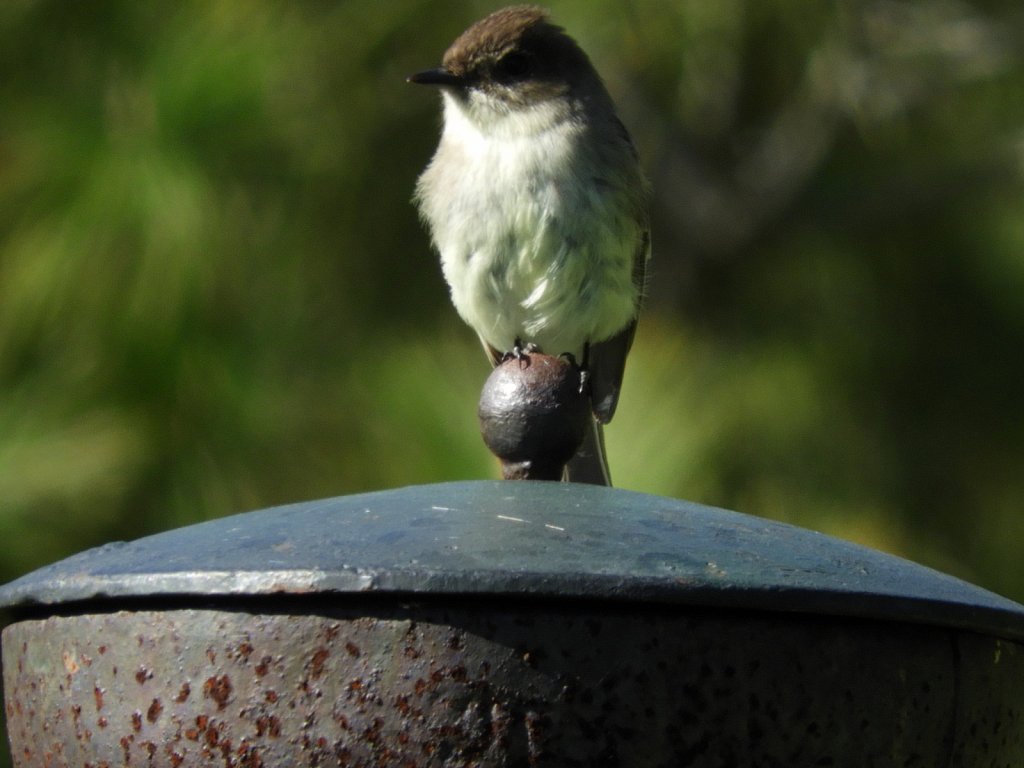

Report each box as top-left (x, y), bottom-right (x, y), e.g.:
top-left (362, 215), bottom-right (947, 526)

top-left (408, 5), bottom-right (602, 109)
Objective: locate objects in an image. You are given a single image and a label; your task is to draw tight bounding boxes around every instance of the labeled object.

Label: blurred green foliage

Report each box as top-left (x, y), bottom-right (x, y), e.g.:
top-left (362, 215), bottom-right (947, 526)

top-left (1, 0), bottom-right (1023, 761)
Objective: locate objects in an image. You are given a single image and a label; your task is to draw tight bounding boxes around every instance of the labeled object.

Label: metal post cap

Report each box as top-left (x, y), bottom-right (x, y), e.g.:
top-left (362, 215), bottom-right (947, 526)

top-left (3, 482), bottom-right (1023, 767)
top-left (1, 480), bottom-right (1021, 641)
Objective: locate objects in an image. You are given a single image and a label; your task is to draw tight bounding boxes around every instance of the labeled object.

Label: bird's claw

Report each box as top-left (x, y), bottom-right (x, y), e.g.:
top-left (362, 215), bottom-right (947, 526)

top-left (502, 338), bottom-right (540, 362)
top-left (554, 352), bottom-right (588, 394)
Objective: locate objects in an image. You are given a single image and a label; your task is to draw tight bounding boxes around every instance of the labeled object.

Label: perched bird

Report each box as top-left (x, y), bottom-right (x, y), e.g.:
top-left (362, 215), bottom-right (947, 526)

top-left (410, 5), bottom-right (650, 485)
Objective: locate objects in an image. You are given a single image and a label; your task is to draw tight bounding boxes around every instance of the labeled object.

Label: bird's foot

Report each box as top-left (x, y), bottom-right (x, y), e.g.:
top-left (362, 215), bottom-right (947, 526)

top-left (502, 338), bottom-right (540, 362)
top-left (557, 352), bottom-right (589, 393)
top-left (577, 364), bottom-right (589, 395)
top-left (557, 347), bottom-right (589, 395)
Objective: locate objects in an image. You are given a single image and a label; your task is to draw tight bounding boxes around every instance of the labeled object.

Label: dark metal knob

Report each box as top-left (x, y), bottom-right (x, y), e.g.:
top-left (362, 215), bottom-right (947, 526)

top-left (477, 352), bottom-right (589, 480)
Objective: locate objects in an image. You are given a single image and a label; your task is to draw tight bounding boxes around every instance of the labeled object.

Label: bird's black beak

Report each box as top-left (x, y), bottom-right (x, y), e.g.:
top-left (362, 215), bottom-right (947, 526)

top-left (407, 67), bottom-right (464, 87)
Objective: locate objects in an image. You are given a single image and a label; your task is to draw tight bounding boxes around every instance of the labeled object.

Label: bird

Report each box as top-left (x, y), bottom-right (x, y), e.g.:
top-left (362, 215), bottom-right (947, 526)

top-left (409, 5), bottom-right (650, 485)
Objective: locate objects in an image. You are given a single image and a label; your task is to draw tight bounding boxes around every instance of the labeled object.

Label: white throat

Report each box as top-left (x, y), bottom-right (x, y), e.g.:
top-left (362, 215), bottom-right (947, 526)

top-left (441, 89), bottom-right (574, 144)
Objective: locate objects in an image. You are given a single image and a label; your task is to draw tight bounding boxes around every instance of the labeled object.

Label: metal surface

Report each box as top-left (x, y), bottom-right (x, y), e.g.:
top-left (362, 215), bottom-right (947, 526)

top-left (6, 605), bottom-right (1023, 767)
top-left (1, 481), bottom-right (1023, 642)
top-left (3, 481), bottom-right (1024, 766)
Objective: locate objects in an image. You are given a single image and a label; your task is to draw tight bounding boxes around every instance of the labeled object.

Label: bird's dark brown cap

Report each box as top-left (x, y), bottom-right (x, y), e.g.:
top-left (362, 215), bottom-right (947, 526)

top-left (407, 5), bottom-right (588, 91)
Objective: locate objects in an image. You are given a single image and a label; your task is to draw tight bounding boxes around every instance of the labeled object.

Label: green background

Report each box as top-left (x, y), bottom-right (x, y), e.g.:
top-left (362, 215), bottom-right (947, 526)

top-left (2, 1), bottom-right (1023, 761)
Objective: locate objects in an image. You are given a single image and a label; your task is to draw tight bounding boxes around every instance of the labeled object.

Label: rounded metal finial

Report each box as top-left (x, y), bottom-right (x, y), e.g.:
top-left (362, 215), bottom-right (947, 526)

top-left (477, 352), bottom-right (589, 480)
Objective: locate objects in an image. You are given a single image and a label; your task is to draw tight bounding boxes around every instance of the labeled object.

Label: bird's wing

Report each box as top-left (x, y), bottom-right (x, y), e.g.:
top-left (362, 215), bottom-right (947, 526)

top-left (587, 226), bottom-right (650, 424)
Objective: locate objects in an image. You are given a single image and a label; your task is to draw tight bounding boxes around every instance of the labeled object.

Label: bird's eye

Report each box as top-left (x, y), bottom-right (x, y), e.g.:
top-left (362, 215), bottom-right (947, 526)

top-left (494, 52), bottom-right (532, 81)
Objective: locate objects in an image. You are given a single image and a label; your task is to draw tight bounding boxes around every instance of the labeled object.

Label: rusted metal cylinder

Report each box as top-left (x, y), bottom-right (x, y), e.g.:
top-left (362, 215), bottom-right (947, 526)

top-left (2, 481), bottom-right (1024, 766)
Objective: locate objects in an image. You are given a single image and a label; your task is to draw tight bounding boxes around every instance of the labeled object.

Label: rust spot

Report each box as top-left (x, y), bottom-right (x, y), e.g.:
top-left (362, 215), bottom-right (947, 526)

top-left (362, 717), bottom-right (385, 744)
top-left (203, 675), bottom-right (232, 710)
top-left (206, 648), bottom-right (217, 663)
top-left (491, 701), bottom-right (511, 741)
top-left (63, 651), bottom-right (79, 675)
top-left (255, 715), bottom-right (282, 738)
top-left (525, 710), bottom-right (547, 759)
top-left (93, 686), bottom-right (104, 711)
top-left (237, 744), bottom-right (264, 768)
top-left (169, 751), bottom-right (184, 767)
top-left (347, 678), bottom-right (363, 692)
top-left (237, 642), bottom-right (254, 661)
top-left (344, 641), bottom-right (361, 658)
top-left (146, 698), bottom-right (163, 723)
top-left (309, 647), bottom-right (330, 679)
top-left (218, 736), bottom-right (233, 759)
top-left (175, 682), bottom-right (191, 703)
top-left (324, 624), bottom-right (341, 641)
top-left (450, 665), bottom-right (468, 682)
top-left (394, 694), bottom-right (411, 715)
top-left (414, 678), bottom-right (427, 696)
top-left (404, 645), bottom-right (421, 659)
top-left (135, 666), bottom-right (153, 685)
top-left (97, 717), bottom-right (108, 729)
top-left (131, 712), bottom-right (142, 733)
top-left (98, 645), bottom-right (107, 655)
top-left (447, 633), bottom-right (463, 650)
top-left (255, 655), bottom-right (272, 677)
top-left (264, 690), bottom-right (278, 703)
top-left (119, 736), bottom-right (131, 763)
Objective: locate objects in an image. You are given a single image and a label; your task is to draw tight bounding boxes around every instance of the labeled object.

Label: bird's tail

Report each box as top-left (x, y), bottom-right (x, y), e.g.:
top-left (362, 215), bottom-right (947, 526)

top-left (564, 418), bottom-right (611, 486)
